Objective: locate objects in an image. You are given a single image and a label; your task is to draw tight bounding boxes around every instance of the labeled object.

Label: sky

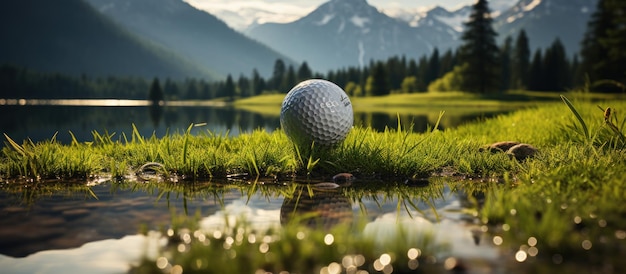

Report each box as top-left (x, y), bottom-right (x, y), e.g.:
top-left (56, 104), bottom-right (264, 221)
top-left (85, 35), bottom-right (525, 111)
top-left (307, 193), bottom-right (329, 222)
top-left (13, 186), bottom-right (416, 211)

top-left (184, 0), bottom-right (480, 28)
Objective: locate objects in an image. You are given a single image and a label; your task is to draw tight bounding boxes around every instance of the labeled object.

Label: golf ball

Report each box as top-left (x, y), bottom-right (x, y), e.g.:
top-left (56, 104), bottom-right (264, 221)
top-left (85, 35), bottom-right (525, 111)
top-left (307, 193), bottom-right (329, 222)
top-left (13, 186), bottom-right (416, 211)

top-left (280, 79), bottom-right (353, 147)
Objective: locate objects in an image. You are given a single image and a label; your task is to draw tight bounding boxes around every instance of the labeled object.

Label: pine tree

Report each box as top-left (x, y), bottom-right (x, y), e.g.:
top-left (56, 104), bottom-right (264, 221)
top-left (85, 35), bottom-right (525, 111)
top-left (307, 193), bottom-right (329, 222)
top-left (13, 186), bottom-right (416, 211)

top-left (297, 62), bottom-right (313, 82)
top-left (223, 74), bottom-right (235, 101)
top-left (602, 0), bottom-right (626, 87)
top-left (499, 36), bottom-right (513, 91)
top-left (580, 0), bottom-right (625, 91)
top-left (426, 49), bottom-right (440, 86)
top-left (251, 69), bottom-right (264, 96)
top-left (458, 0), bottom-right (500, 93)
top-left (528, 50), bottom-right (544, 91)
top-left (512, 29), bottom-right (530, 90)
top-left (542, 39), bottom-right (571, 91)
top-left (271, 59), bottom-right (286, 91)
top-left (148, 77), bottom-right (164, 104)
top-left (365, 61), bottom-right (389, 96)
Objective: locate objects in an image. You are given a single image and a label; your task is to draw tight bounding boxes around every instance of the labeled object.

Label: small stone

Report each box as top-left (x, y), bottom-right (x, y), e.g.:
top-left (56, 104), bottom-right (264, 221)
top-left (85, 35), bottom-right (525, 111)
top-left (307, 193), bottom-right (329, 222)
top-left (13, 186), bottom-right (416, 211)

top-left (506, 143), bottom-right (538, 161)
top-left (480, 141), bottom-right (521, 153)
top-left (332, 173), bottom-right (355, 184)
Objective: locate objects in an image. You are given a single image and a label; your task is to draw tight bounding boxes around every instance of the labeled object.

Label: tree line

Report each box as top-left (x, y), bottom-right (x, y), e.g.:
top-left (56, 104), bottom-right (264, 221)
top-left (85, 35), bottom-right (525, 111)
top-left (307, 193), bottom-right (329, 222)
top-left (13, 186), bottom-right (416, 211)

top-left (1, 0), bottom-right (623, 100)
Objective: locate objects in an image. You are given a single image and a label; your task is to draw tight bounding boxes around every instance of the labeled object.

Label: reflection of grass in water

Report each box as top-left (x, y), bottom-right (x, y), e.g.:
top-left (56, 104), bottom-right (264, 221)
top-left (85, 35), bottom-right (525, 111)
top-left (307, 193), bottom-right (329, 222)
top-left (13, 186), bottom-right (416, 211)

top-left (126, 180), bottom-right (452, 274)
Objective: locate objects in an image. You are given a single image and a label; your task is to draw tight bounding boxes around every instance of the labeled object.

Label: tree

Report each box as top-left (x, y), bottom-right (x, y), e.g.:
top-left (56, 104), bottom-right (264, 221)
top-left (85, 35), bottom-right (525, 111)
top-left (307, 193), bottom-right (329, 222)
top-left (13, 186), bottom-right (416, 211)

top-left (223, 74), bottom-right (235, 101)
top-left (297, 62), bottom-right (313, 82)
top-left (400, 76), bottom-right (419, 93)
top-left (251, 69), bottom-right (264, 96)
top-left (580, 0), bottom-right (625, 91)
top-left (426, 49), bottom-right (440, 86)
top-left (282, 65), bottom-right (296, 92)
top-left (528, 49), bottom-right (544, 91)
top-left (148, 77), bottom-right (164, 104)
top-left (365, 61), bottom-right (389, 96)
top-left (499, 36), bottom-right (513, 91)
top-left (238, 74), bottom-right (251, 97)
top-left (542, 39), bottom-right (571, 91)
top-left (457, 0), bottom-right (500, 93)
top-left (512, 29), bottom-right (530, 89)
top-left (270, 59), bottom-right (286, 91)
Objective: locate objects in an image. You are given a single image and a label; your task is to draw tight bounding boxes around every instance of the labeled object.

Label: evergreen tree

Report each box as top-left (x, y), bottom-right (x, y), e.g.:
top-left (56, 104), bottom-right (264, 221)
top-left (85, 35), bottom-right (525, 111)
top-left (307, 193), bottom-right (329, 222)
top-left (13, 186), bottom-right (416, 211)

top-left (580, 0), bottom-right (625, 91)
top-left (251, 69), bottom-right (264, 96)
top-left (439, 49), bottom-right (457, 77)
top-left (602, 0), bottom-right (626, 87)
top-left (528, 49), bottom-right (544, 91)
top-left (270, 59), bottom-right (286, 91)
top-left (458, 0), bottom-right (500, 93)
top-left (238, 74), bottom-right (251, 97)
top-left (427, 49), bottom-right (440, 86)
top-left (542, 38), bottom-right (571, 91)
top-left (512, 29), bottom-right (530, 89)
top-left (297, 62), bottom-right (313, 82)
top-left (282, 65), bottom-right (296, 92)
top-left (223, 74), bottom-right (236, 101)
top-left (365, 61), bottom-right (389, 96)
top-left (148, 77), bottom-right (164, 104)
top-left (499, 36), bottom-right (513, 91)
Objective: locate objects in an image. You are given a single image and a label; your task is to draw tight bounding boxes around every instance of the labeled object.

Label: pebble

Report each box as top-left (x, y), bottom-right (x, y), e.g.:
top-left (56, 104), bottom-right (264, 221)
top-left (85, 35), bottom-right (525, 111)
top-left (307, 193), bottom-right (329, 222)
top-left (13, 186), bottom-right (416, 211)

top-left (332, 173), bottom-right (355, 184)
top-left (506, 143), bottom-right (538, 161)
top-left (481, 141), bottom-right (538, 161)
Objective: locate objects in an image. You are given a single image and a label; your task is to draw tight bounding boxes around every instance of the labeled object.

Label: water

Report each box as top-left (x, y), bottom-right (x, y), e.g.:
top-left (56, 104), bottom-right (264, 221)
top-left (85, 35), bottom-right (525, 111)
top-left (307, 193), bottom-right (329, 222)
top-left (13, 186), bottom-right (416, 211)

top-left (0, 179), bottom-right (503, 273)
top-left (0, 101), bottom-right (509, 145)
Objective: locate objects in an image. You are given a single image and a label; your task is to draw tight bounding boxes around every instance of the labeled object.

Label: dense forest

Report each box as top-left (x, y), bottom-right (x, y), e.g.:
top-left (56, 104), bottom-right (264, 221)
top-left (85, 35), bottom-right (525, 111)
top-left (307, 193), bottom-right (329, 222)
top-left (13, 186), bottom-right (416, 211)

top-left (1, 0), bottom-right (624, 100)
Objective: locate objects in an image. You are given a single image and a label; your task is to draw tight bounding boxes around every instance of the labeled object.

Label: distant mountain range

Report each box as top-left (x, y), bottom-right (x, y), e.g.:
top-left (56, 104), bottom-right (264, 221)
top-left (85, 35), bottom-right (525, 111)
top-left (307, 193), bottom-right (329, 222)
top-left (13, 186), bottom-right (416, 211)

top-left (0, 0), bottom-right (216, 80)
top-left (243, 0), bottom-right (595, 72)
top-left (245, 0), bottom-right (459, 72)
top-left (493, 0), bottom-right (595, 55)
top-left (1, 0), bottom-right (598, 81)
top-left (85, 0), bottom-right (294, 78)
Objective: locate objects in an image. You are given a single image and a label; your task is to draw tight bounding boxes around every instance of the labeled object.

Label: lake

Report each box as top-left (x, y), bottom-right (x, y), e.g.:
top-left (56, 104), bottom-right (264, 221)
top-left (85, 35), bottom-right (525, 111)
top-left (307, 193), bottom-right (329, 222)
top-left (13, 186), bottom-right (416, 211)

top-left (0, 99), bottom-right (511, 145)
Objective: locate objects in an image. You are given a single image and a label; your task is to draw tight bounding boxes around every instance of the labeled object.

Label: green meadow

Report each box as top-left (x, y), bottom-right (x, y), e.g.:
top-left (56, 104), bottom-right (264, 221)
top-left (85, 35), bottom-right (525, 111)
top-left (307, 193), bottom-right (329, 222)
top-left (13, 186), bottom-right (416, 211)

top-left (1, 91), bottom-right (625, 272)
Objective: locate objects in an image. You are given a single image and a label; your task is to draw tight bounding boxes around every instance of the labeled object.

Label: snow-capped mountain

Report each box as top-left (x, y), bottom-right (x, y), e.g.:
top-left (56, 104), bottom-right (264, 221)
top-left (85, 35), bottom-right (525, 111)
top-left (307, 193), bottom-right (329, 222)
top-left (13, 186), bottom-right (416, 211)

top-left (494, 0), bottom-right (596, 55)
top-left (245, 0), bottom-right (459, 72)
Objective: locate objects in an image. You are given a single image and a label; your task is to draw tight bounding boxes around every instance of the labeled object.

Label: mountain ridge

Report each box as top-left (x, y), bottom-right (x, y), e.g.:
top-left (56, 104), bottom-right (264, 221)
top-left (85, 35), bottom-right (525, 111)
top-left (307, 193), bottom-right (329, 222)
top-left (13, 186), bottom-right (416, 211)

top-left (86, 0), bottom-right (295, 78)
top-left (0, 0), bottom-right (215, 80)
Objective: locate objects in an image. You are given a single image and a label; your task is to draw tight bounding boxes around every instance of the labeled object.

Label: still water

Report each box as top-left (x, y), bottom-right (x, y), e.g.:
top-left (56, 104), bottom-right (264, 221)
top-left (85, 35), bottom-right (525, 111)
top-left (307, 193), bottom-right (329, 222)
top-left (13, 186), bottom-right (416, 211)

top-left (0, 101), bottom-right (509, 145)
top-left (0, 179), bottom-right (503, 273)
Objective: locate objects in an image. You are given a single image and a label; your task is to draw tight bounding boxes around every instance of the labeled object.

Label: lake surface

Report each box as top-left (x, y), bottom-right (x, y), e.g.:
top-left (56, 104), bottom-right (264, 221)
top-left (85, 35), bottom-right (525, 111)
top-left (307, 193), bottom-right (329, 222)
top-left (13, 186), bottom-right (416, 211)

top-left (0, 178), bottom-right (507, 273)
top-left (0, 100), bottom-right (510, 145)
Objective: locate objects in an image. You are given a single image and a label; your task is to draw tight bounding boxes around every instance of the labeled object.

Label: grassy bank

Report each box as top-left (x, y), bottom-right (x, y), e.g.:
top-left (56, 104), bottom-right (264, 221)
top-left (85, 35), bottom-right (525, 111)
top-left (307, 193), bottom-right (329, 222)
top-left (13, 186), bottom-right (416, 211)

top-left (1, 93), bottom-right (626, 272)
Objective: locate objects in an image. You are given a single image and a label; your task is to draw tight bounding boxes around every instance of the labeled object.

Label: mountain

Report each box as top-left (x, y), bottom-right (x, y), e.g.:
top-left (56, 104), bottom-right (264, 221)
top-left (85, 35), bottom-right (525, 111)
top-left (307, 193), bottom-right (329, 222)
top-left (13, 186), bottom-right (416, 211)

top-left (494, 0), bottom-right (596, 55)
top-left (0, 0), bottom-right (214, 80)
top-left (85, 0), bottom-right (294, 78)
top-left (245, 0), bottom-right (458, 72)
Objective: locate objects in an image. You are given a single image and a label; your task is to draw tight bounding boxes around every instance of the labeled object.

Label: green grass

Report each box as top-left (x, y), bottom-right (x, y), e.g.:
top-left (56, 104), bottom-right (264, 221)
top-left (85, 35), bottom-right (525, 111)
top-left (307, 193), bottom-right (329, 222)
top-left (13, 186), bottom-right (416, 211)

top-left (2, 92), bottom-right (626, 272)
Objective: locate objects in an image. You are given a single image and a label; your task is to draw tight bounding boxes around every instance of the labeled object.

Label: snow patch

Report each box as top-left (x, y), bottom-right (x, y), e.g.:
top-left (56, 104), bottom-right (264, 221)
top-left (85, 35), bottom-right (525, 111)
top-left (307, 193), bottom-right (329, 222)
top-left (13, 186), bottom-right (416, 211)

top-left (524, 0), bottom-right (542, 11)
top-left (350, 15), bottom-right (369, 28)
top-left (315, 14), bottom-right (335, 26)
top-left (358, 41), bottom-right (365, 67)
top-left (434, 13), bottom-right (468, 32)
top-left (337, 20), bottom-right (345, 33)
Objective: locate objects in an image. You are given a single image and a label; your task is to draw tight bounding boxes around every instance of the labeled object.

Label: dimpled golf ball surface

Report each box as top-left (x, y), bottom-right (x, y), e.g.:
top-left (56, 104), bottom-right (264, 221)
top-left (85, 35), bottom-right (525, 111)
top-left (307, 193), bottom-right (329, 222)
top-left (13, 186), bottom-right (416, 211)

top-left (281, 79), bottom-right (353, 146)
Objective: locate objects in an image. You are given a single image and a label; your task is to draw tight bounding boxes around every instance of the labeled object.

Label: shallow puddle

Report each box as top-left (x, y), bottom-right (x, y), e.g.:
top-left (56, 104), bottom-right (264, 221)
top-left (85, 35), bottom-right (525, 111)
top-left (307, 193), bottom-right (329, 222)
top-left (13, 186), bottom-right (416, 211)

top-left (0, 179), bottom-right (508, 273)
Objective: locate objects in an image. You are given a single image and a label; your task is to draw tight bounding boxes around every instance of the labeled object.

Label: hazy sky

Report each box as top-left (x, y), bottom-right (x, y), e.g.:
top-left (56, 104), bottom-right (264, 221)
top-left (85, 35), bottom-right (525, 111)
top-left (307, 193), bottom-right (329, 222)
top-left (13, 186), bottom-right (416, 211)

top-left (185, 0), bottom-right (478, 24)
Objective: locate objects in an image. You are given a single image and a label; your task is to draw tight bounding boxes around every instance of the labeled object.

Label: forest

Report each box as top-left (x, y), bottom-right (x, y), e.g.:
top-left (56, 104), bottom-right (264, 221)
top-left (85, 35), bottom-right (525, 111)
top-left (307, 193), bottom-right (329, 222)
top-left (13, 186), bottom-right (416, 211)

top-left (0, 0), bottom-right (624, 100)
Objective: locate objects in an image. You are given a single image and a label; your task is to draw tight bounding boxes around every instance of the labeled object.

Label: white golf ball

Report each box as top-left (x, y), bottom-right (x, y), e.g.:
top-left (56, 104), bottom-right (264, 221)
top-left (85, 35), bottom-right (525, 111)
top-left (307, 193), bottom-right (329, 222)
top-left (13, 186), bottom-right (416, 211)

top-left (280, 79), bottom-right (353, 147)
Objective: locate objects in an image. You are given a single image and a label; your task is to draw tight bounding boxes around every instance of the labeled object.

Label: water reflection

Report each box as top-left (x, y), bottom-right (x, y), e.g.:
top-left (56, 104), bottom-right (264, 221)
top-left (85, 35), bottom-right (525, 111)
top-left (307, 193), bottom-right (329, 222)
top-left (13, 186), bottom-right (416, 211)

top-left (0, 102), bottom-right (510, 145)
top-left (280, 186), bottom-right (353, 230)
